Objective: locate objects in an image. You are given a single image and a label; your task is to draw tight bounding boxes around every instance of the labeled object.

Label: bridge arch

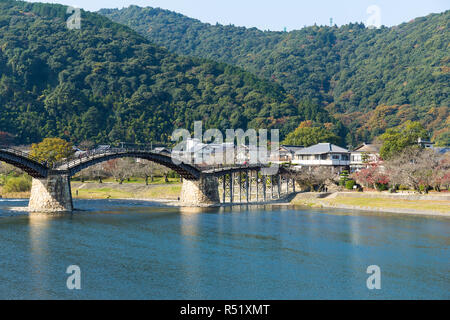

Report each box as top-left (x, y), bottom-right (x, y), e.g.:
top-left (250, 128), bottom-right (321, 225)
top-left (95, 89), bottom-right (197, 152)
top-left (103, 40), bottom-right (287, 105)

top-left (0, 148), bottom-right (48, 178)
top-left (58, 151), bottom-right (201, 180)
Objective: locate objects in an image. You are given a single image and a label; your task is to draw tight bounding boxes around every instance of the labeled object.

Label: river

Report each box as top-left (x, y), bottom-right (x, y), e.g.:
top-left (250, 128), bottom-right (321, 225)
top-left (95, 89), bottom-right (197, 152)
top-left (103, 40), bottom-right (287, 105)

top-left (0, 199), bottom-right (448, 299)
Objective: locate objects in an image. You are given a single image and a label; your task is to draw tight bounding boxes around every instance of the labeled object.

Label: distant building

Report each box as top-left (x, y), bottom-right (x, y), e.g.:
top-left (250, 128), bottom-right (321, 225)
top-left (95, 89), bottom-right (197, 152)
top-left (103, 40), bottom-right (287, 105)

top-left (172, 138), bottom-right (234, 165)
top-left (270, 145), bottom-right (304, 163)
top-left (291, 143), bottom-right (350, 171)
top-left (418, 137), bottom-right (434, 149)
top-left (350, 143), bottom-right (380, 171)
top-left (236, 144), bottom-right (259, 164)
top-left (153, 147), bottom-right (171, 156)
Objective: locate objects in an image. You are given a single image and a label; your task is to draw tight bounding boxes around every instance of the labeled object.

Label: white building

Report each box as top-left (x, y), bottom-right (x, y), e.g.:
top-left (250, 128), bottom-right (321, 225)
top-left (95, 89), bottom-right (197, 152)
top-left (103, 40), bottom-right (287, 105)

top-left (417, 137), bottom-right (434, 149)
top-left (236, 144), bottom-right (259, 164)
top-left (270, 145), bottom-right (304, 163)
top-left (174, 138), bottom-right (234, 165)
top-left (350, 143), bottom-right (380, 171)
top-left (292, 143), bottom-right (350, 170)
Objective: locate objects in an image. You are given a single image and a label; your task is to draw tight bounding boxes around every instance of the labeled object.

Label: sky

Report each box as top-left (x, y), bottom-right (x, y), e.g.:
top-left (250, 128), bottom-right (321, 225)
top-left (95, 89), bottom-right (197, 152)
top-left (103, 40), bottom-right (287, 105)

top-left (27, 0), bottom-right (449, 31)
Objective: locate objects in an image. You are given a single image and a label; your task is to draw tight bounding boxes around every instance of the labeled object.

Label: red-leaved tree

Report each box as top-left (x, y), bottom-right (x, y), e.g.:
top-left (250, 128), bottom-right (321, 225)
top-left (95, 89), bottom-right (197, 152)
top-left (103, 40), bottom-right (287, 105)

top-left (0, 132), bottom-right (15, 146)
top-left (352, 162), bottom-right (389, 189)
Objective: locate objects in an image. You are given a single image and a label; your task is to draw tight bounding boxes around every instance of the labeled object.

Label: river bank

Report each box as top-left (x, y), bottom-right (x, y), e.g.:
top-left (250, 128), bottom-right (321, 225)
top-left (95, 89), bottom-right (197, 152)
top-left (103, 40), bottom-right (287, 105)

top-left (291, 192), bottom-right (450, 217)
top-left (2, 183), bottom-right (449, 217)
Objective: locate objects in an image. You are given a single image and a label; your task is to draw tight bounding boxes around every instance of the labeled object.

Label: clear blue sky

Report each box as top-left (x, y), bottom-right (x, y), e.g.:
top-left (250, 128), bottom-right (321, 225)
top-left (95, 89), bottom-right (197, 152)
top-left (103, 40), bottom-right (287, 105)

top-left (27, 0), bottom-right (449, 31)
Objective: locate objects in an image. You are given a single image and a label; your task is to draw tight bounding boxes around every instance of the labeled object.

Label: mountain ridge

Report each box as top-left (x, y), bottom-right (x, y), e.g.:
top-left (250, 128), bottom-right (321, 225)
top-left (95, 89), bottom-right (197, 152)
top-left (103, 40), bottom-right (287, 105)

top-left (100, 6), bottom-right (449, 145)
top-left (0, 0), bottom-right (335, 145)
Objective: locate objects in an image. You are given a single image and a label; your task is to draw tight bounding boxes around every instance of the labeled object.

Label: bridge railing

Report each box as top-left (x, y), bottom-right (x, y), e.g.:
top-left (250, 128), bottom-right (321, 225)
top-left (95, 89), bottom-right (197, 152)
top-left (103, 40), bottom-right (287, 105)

top-left (52, 147), bottom-right (154, 169)
top-left (1, 145), bottom-right (271, 176)
top-left (52, 146), bottom-right (267, 172)
top-left (0, 146), bottom-right (46, 166)
top-left (1, 144), bottom-right (269, 173)
top-left (195, 163), bottom-right (265, 172)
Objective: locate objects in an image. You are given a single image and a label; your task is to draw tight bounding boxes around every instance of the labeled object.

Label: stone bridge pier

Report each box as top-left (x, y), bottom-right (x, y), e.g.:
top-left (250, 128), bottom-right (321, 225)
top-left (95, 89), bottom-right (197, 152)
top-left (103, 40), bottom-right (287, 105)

top-left (28, 173), bottom-right (220, 212)
top-left (28, 174), bottom-right (73, 213)
top-left (180, 175), bottom-right (220, 206)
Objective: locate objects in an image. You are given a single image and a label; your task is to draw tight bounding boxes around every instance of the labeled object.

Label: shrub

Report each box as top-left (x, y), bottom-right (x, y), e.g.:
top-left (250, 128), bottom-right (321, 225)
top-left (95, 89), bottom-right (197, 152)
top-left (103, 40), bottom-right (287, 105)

top-left (339, 170), bottom-right (348, 182)
top-left (4, 176), bottom-right (32, 193)
top-left (167, 171), bottom-right (179, 178)
top-left (375, 182), bottom-right (389, 191)
top-left (345, 180), bottom-right (356, 190)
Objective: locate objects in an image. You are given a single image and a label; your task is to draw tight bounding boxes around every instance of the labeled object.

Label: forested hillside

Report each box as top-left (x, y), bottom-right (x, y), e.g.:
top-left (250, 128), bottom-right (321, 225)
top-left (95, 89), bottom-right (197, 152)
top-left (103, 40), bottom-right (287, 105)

top-left (0, 0), bottom-right (336, 145)
top-left (100, 6), bottom-right (449, 145)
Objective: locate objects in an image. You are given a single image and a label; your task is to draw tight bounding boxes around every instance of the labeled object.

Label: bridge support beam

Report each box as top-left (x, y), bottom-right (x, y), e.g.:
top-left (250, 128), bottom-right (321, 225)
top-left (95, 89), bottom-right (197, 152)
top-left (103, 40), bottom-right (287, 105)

top-left (180, 175), bottom-right (220, 206)
top-left (28, 174), bottom-right (73, 213)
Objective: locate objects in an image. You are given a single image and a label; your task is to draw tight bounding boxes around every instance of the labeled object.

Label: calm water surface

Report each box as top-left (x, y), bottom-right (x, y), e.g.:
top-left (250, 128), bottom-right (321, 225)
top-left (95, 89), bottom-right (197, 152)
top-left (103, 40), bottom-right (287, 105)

top-left (0, 199), bottom-right (448, 299)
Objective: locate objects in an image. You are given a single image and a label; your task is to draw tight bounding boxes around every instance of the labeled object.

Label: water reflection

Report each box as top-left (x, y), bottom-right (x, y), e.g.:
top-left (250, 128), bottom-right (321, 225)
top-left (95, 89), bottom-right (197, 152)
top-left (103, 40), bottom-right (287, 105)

top-left (28, 214), bottom-right (52, 298)
top-left (179, 207), bottom-right (204, 297)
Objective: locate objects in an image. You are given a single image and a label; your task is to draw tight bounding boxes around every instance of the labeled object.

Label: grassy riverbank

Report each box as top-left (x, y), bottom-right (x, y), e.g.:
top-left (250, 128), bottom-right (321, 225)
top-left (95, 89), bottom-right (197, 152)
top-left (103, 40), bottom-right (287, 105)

top-left (0, 182), bottom-right (182, 201)
top-left (0, 189), bottom-right (30, 198)
top-left (72, 182), bottom-right (182, 200)
top-left (291, 192), bottom-right (450, 216)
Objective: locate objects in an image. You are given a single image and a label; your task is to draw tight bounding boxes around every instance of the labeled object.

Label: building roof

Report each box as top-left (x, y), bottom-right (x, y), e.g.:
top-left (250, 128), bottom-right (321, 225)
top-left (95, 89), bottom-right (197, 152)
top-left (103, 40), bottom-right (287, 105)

top-left (352, 143), bottom-right (380, 153)
top-left (180, 138), bottom-right (234, 153)
top-left (153, 147), bottom-right (171, 154)
top-left (434, 147), bottom-right (450, 154)
top-left (280, 145), bottom-right (304, 154)
top-left (295, 143), bottom-right (348, 155)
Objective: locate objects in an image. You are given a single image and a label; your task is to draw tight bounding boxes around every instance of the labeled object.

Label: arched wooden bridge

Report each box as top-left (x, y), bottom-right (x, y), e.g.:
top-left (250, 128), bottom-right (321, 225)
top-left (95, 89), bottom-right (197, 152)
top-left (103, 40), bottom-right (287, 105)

top-left (0, 147), bottom-right (268, 180)
top-left (0, 148), bottom-right (48, 178)
top-left (0, 147), bottom-right (296, 211)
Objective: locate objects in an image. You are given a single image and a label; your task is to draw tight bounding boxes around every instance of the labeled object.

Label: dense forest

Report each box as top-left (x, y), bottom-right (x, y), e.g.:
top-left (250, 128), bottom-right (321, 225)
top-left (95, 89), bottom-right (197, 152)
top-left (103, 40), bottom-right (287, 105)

top-left (100, 6), bottom-right (449, 146)
top-left (0, 0), bottom-right (341, 145)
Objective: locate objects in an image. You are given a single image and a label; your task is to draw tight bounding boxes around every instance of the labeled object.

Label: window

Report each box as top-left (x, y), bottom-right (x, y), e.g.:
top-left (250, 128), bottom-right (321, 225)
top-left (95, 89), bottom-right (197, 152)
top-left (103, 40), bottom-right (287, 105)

top-left (332, 155), bottom-right (340, 160)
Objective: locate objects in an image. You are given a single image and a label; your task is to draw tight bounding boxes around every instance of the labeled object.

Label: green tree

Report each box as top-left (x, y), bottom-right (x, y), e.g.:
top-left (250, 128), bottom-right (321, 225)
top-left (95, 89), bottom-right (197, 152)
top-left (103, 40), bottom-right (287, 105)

top-left (379, 121), bottom-right (428, 160)
top-left (282, 124), bottom-right (341, 147)
top-left (30, 138), bottom-right (74, 166)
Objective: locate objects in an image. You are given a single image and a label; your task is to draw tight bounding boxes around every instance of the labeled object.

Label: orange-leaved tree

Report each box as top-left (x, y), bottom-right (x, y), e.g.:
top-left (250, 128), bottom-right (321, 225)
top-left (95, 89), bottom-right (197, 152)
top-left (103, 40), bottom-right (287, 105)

top-left (30, 138), bottom-right (74, 166)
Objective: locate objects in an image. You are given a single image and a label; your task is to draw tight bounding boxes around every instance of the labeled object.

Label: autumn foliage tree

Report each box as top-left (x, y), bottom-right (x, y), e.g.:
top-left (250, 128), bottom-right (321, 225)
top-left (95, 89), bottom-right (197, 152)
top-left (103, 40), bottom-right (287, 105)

top-left (294, 167), bottom-right (336, 191)
top-left (103, 158), bottom-right (135, 184)
top-left (352, 162), bottom-right (389, 190)
top-left (0, 132), bottom-right (15, 146)
top-left (30, 138), bottom-right (74, 166)
top-left (384, 147), bottom-right (449, 193)
top-left (433, 153), bottom-right (450, 191)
